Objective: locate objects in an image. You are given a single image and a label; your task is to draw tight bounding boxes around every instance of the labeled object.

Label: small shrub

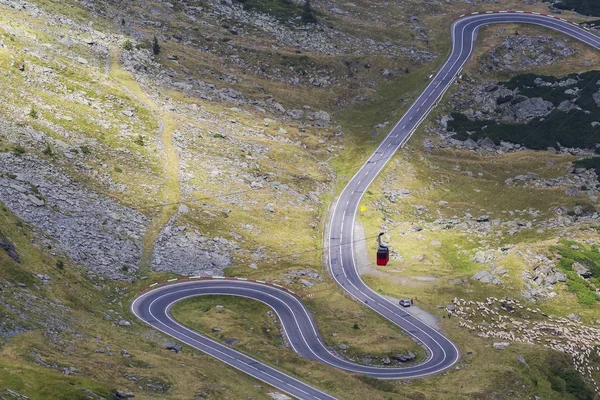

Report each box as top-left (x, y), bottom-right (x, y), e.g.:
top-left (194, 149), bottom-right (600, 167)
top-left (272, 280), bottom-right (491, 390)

top-left (42, 144), bottom-right (53, 156)
top-left (133, 134), bottom-right (145, 146)
top-left (29, 107), bottom-right (38, 119)
top-left (301, 0), bottom-right (317, 23)
top-left (13, 145), bottom-right (26, 155)
top-left (80, 146), bottom-right (90, 154)
top-left (123, 39), bottom-right (134, 51)
top-left (353, 322), bottom-right (360, 330)
top-left (213, 133), bottom-right (224, 139)
top-left (546, 352), bottom-right (594, 399)
top-left (152, 36), bottom-right (161, 55)
top-left (56, 260), bottom-right (64, 269)
top-left (114, 166), bottom-right (123, 173)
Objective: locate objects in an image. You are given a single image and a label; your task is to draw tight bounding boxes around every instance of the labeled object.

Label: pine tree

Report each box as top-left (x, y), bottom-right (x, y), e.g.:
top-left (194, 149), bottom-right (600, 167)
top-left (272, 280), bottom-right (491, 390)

top-left (579, 0), bottom-right (592, 16)
top-left (301, 0), bottom-right (317, 24)
top-left (152, 36), bottom-right (161, 55)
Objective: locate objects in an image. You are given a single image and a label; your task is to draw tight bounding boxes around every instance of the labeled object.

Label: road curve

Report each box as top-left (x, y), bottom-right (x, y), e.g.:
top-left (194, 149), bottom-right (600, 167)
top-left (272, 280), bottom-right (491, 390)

top-left (132, 12), bottom-right (600, 400)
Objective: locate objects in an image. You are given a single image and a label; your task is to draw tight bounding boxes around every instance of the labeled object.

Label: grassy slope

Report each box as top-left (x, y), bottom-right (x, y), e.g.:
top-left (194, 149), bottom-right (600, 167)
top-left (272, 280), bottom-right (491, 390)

top-left (353, 20), bottom-right (600, 400)
top-left (0, 206), bottom-right (298, 399)
top-left (1, 1), bottom-right (599, 400)
top-left (172, 296), bottom-right (421, 400)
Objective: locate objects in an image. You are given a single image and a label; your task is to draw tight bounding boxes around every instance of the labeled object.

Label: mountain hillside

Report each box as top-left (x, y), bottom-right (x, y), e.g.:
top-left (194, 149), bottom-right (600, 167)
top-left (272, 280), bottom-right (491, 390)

top-left (1, 0), bottom-right (600, 399)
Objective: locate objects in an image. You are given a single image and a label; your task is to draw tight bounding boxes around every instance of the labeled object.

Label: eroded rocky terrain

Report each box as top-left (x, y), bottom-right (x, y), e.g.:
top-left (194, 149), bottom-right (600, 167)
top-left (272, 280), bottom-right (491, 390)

top-left (1, 0), bottom-right (600, 398)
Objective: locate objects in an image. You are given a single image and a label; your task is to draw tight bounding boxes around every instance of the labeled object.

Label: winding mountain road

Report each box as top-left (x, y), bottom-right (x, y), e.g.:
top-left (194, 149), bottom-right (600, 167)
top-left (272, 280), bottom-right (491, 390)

top-left (132, 12), bottom-right (600, 400)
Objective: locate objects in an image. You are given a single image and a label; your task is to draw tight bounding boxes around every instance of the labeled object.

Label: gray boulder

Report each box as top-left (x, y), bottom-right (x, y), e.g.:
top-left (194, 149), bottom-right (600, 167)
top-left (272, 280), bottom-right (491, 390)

top-left (0, 236), bottom-right (19, 263)
top-left (391, 352), bottom-right (415, 362)
top-left (572, 262), bottom-right (592, 278)
top-left (510, 97), bottom-right (553, 121)
top-left (471, 270), bottom-right (503, 284)
top-left (163, 342), bottom-right (182, 353)
top-left (557, 99), bottom-right (580, 112)
top-left (592, 90), bottom-right (600, 107)
top-left (439, 114), bottom-right (454, 129)
top-left (113, 390), bottom-right (135, 399)
top-left (477, 137), bottom-right (496, 149)
top-left (313, 110), bottom-right (330, 127)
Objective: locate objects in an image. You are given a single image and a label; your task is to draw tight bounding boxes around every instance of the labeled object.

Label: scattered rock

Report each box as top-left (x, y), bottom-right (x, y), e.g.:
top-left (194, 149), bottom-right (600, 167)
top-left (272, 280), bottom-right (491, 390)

top-left (163, 342), bottom-right (182, 353)
top-left (567, 313), bottom-right (580, 322)
top-left (0, 153), bottom-right (149, 280)
top-left (493, 342), bottom-right (510, 350)
top-left (391, 352), bottom-right (415, 362)
top-left (0, 235), bottom-right (20, 263)
top-left (268, 393), bottom-right (292, 400)
top-left (471, 270), bottom-right (503, 285)
top-left (572, 262), bottom-right (592, 278)
top-left (113, 390), bottom-right (135, 399)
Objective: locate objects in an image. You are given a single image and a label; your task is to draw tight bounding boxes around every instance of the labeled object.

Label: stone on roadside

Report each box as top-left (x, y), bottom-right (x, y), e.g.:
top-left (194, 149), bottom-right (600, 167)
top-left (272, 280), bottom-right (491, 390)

top-left (268, 393), bottom-right (292, 400)
top-left (163, 342), bottom-right (182, 353)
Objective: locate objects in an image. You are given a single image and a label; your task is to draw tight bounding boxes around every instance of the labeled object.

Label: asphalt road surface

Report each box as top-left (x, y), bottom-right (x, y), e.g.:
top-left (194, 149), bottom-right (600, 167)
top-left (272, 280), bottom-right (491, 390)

top-left (132, 12), bottom-right (600, 400)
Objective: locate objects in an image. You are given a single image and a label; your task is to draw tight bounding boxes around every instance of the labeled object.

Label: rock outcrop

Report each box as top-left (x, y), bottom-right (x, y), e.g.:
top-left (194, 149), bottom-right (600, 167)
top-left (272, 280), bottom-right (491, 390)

top-left (0, 153), bottom-right (149, 279)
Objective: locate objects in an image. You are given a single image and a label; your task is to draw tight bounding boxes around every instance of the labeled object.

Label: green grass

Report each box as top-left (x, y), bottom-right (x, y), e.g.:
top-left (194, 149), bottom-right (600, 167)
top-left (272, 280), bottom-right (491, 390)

top-left (171, 295), bottom-right (420, 400)
top-left (0, 205), bottom-right (287, 400)
top-left (550, 240), bottom-right (600, 305)
top-left (545, 351), bottom-right (595, 400)
top-left (234, 0), bottom-right (304, 21)
top-left (0, 354), bottom-right (112, 400)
